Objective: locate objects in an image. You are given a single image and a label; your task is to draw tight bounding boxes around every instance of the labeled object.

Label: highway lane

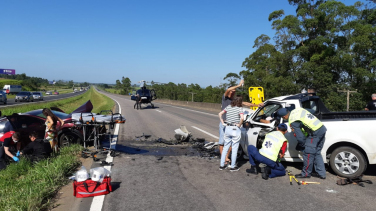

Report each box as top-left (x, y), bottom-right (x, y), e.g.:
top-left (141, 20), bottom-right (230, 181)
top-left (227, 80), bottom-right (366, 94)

top-left (0, 90), bottom-right (87, 108)
top-left (84, 91), bottom-right (376, 211)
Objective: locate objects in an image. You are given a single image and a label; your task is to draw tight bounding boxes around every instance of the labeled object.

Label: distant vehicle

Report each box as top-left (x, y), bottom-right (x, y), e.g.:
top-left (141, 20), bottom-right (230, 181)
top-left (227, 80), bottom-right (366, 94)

top-left (46, 91), bottom-right (52, 95)
top-left (0, 91), bottom-right (8, 104)
top-left (3, 85), bottom-right (22, 95)
top-left (80, 89), bottom-right (83, 91)
top-left (54, 91), bottom-right (59, 95)
top-left (131, 80), bottom-right (157, 109)
top-left (32, 92), bottom-right (43, 101)
top-left (15, 91), bottom-right (34, 102)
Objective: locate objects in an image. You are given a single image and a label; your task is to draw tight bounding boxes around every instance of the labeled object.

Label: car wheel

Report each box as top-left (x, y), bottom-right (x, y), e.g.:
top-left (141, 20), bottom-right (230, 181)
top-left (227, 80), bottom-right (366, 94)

top-left (15, 100), bottom-right (17, 102)
top-left (59, 131), bottom-right (81, 148)
top-left (329, 146), bottom-right (367, 179)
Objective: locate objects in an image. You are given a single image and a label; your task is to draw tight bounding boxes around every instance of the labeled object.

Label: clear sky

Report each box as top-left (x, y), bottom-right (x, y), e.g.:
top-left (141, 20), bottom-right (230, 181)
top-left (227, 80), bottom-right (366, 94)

top-left (0, 0), bottom-right (363, 87)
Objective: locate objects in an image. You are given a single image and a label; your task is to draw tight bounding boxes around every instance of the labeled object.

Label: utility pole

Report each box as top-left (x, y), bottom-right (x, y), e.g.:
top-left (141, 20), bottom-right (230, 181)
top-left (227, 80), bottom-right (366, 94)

top-left (337, 89), bottom-right (357, 111)
top-left (188, 92), bottom-right (196, 102)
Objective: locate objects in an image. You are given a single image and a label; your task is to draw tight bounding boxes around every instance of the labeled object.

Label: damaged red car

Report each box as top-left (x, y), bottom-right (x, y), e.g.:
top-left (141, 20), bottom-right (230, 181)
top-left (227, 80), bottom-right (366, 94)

top-left (0, 100), bottom-right (93, 148)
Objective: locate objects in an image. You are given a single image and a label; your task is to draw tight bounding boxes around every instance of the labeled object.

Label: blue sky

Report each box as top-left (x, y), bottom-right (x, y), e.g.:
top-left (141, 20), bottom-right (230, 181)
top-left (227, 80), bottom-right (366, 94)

top-left (0, 0), bottom-right (364, 87)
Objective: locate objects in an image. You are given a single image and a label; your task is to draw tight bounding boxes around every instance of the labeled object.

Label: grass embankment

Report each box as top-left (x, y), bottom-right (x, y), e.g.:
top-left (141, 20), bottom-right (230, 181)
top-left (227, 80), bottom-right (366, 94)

top-left (0, 145), bottom-right (83, 211)
top-left (0, 87), bottom-right (115, 210)
top-left (2, 87), bottom-right (115, 115)
top-left (104, 88), bottom-right (119, 94)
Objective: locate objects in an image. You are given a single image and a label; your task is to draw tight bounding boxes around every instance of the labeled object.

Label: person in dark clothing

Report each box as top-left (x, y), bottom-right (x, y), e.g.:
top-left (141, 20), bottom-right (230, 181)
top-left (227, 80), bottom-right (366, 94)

top-left (365, 94), bottom-right (376, 111)
top-left (20, 131), bottom-right (52, 162)
top-left (134, 94), bottom-right (141, 110)
top-left (0, 131), bottom-right (21, 170)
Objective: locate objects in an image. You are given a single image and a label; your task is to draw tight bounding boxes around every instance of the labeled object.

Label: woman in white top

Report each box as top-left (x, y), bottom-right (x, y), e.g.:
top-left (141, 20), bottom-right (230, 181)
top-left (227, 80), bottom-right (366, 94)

top-left (42, 108), bottom-right (64, 152)
top-left (218, 97), bottom-right (244, 171)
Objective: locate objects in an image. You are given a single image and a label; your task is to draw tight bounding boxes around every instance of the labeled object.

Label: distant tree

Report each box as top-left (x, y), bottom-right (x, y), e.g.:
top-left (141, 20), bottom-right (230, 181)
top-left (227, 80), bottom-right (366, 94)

top-left (223, 73), bottom-right (241, 87)
top-left (121, 77), bottom-right (132, 94)
top-left (115, 80), bottom-right (122, 89)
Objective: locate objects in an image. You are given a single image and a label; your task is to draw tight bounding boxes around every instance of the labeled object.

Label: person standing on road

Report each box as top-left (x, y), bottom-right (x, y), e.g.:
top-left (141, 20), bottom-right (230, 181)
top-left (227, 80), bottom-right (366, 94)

top-left (365, 94), bottom-right (376, 111)
top-left (42, 108), bottom-right (64, 152)
top-left (0, 131), bottom-right (21, 170)
top-left (276, 108), bottom-right (327, 179)
top-left (247, 124), bottom-right (288, 180)
top-left (218, 97), bottom-right (244, 171)
top-left (219, 79), bottom-right (263, 165)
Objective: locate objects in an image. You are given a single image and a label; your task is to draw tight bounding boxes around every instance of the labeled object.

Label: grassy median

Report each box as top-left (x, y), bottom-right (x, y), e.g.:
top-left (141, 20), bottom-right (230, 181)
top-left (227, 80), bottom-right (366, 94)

top-left (0, 87), bottom-right (115, 210)
top-left (2, 87), bottom-right (115, 115)
top-left (0, 145), bottom-right (83, 211)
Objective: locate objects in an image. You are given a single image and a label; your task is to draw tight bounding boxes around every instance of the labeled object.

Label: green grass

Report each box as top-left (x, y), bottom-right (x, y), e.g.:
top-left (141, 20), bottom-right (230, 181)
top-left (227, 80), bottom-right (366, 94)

top-left (104, 88), bottom-right (120, 94)
top-left (0, 87), bottom-right (115, 210)
top-left (1, 87), bottom-right (115, 115)
top-left (0, 145), bottom-right (84, 211)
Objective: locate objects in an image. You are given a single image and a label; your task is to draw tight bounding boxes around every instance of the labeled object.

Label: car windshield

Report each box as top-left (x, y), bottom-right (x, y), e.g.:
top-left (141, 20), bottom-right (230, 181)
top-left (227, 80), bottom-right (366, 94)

top-left (32, 92), bottom-right (40, 95)
top-left (255, 104), bottom-right (282, 118)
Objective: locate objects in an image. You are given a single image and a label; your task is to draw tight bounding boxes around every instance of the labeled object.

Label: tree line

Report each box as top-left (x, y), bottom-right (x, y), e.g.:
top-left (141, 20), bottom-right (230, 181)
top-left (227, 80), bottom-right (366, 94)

top-left (241, 0), bottom-right (376, 111)
top-left (108, 0), bottom-right (375, 111)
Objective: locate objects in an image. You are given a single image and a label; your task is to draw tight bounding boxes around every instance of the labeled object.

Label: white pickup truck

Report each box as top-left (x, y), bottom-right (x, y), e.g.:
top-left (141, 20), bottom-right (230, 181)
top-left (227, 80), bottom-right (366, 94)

top-left (239, 93), bottom-right (376, 178)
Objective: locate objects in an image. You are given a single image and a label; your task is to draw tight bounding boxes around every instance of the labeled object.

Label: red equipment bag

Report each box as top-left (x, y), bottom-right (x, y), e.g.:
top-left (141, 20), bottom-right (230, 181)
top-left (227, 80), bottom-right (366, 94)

top-left (73, 176), bottom-right (112, 198)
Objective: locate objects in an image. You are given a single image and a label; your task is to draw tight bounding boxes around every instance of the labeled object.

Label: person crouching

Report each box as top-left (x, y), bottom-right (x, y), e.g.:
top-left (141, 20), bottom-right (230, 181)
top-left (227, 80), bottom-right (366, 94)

top-left (247, 123), bottom-right (289, 180)
top-left (218, 97), bottom-right (244, 172)
top-left (20, 131), bottom-right (52, 162)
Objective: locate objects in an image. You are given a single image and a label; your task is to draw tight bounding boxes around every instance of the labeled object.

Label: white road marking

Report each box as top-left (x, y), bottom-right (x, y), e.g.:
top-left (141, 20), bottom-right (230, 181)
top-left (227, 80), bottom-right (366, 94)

top-left (191, 126), bottom-right (219, 139)
top-left (156, 110), bottom-right (162, 113)
top-left (89, 97), bottom-right (121, 211)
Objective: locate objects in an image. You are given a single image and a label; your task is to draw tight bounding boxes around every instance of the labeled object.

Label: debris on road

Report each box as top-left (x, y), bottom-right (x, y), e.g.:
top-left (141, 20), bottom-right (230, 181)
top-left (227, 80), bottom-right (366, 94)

top-left (174, 125), bottom-right (191, 141)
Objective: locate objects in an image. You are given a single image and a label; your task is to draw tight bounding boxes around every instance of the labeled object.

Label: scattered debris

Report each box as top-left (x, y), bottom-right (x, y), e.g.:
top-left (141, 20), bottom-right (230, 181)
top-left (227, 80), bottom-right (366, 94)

top-left (326, 189), bottom-right (338, 193)
top-left (190, 138), bottom-right (220, 158)
top-left (174, 125), bottom-right (191, 141)
top-left (157, 156), bottom-right (164, 161)
top-left (101, 161), bottom-right (114, 166)
top-left (336, 176), bottom-right (373, 187)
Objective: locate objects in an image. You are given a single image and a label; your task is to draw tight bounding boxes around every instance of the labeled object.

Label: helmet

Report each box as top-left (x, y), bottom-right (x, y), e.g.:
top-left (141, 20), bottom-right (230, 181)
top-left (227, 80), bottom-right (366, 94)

top-left (76, 166), bottom-right (89, 182)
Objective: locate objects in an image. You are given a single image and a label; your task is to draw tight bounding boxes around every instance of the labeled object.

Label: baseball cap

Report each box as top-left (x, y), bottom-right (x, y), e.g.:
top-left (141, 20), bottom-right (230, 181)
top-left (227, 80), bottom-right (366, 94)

top-left (277, 123), bottom-right (288, 130)
top-left (276, 108), bottom-right (288, 118)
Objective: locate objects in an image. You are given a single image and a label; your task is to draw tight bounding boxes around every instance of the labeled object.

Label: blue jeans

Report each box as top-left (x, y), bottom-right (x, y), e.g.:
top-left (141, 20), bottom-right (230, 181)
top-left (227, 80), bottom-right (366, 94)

top-left (220, 138), bottom-right (239, 168)
top-left (218, 122), bottom-right (225, 145)
top-left (247, 145), bottom-right (286, 178)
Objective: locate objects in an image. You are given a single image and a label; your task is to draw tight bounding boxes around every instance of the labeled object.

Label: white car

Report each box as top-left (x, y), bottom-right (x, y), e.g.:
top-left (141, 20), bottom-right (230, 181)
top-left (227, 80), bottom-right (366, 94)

top-left (239, 93), bottom-right (376, 178)
top-left (32, 92), bottom-right (43, 100)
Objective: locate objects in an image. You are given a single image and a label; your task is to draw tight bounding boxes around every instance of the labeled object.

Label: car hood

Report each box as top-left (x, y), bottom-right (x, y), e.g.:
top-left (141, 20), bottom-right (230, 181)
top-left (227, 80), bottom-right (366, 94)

top-left (70, 100), bottom-right (93, 114)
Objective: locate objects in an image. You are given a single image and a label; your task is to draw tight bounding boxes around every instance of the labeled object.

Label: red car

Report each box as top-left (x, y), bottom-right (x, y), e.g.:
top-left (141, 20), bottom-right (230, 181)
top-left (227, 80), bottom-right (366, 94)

top-left (0, 100), bottom-right (93, 148)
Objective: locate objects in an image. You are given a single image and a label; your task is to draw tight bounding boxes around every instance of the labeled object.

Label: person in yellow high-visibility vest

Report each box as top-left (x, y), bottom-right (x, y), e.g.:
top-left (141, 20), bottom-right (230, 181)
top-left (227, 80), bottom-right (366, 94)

top-left (247, 124), bottom-right (289, 180)
top-left (276, 108), bottom-right (327, 179)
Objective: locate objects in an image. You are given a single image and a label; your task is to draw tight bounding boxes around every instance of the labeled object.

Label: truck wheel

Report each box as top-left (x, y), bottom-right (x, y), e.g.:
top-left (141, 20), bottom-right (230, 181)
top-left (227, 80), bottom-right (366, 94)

top-left (329, 146), bottom-right (367, 179)
top-left (59, 131), bottom-right (81, 148)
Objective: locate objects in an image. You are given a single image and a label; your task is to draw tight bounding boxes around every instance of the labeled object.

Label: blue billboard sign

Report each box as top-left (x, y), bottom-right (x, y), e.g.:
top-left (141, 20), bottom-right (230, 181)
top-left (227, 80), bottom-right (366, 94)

top-left (0, 69), bottom-right (15, 75)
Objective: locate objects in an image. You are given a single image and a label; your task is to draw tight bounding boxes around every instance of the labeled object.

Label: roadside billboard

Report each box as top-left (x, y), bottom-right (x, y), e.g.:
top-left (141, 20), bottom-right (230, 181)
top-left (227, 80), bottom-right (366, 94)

top-left (0, 69), bottom-right (16, 75)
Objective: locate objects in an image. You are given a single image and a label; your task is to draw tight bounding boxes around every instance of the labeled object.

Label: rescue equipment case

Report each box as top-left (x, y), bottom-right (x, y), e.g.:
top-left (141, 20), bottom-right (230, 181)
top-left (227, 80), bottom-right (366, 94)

top-left (73, 176), bottom-right (112, 198)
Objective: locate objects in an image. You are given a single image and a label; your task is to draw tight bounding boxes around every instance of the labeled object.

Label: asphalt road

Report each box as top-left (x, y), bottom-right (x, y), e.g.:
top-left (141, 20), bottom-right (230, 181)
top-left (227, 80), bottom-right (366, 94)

top-left (79, 91), bottom-right (376, 211)
top-left (0, 90), bottom-right (86, 108)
